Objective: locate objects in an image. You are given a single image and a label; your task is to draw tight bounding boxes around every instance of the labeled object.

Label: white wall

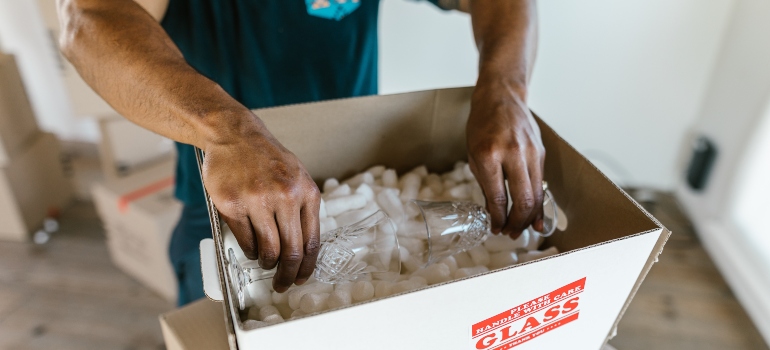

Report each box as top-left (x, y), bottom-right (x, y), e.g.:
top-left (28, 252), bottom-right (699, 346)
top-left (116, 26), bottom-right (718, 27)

top-left (0, 0), bottom-right (98, 142)
top-left (380, 0), bottom-right (734, 190)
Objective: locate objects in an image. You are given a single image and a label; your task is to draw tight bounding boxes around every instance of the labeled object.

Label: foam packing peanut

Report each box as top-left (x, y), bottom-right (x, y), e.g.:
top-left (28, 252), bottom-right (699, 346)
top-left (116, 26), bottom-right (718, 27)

top-left (524, 229), bottom-right (543, 251)
top-left (382, 169), bottom-right (398, 188)
top-left (290, 309), bottom-right (306, 319)
top-left (335, 206), bottom-right (378, 227)
top-left (418, 187), bottom-right (435, 200)
top-left (468, 246), bottom-right (491, 266)
top-left (328, 290), bottom-right (353, 309)
top-left (519, 246), bottom-right (559, 263)
top-left (272, 291), bottom-right (288, 305)
top-left (410, 165), bottom-right (429, 178)
top-left (440, 256), bottom-right (458, 275)
top-left (354, 183), bottom-right (375, 202)
top-left (399, 173), bottom-right (421, 202)
top-left (488, 251), bottom-right (519, 270)
top-left (453, 251), bottom-right (475, 269)
top-left (351, 281), bottom-right (375, 301)
top-left (324, 193), bottom-right (367, 217)
top-left (326, 183), bottom-right (351, 199)
top-left (413, 263), bottom-right (451, 285)
top-left (448, 184), bottom-right (471, 199)
top-left (300, 292), bottom-right (330, 313)
top-left (344, 172), bottom-right (375, 188)
top-left (319, 217), bottom-right (338, 234)
top-left (263, 314), bottom-right (284, 325)
top-left (243, 319), bottom-right (267, 330)
top-left (323, 178), bottom-right (339, 193)
top-left (425, 174), bottom-right (444, 195)
top-left (374, 280), bottom-right (394, 298)
top-left (463, 163), bottom-right (475, 182)
top-left (376, 189), bottom-right (405, 224)
top-left (453, 266), bottom-right (489, 279)
top-left (483, 233), bottom-right (526, 253)
top-left (288, 283), bottom-right (333, 310)
top-left (391, 280), bottom-right (423, 294)
top-left (258, 305), bottom-right (280, 320)
top-left (367, 165), bottom-right (386, 178)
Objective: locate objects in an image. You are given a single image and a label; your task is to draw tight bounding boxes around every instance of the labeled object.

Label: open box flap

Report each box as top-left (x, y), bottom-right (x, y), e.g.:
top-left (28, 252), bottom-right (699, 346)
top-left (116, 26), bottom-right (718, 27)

top-left (188, 87), bottom-right (668, 349)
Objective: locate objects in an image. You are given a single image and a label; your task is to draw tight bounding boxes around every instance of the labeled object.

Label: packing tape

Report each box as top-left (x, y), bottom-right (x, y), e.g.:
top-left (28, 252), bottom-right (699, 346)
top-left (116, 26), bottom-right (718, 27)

top-left (117, 176), bottom-right (175, 213)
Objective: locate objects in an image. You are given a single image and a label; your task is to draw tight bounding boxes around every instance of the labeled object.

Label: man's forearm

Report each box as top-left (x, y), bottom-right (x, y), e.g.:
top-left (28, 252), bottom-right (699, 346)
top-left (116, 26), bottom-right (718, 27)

top-left (58, 0), bottom-right (261, 150)
top-left (470, 0), bottom-right (538, 98)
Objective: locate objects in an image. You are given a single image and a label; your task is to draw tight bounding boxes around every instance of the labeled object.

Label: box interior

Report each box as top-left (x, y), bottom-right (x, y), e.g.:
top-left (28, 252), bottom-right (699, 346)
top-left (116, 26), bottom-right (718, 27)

top-left (196, 87), bottom-right (666, 349)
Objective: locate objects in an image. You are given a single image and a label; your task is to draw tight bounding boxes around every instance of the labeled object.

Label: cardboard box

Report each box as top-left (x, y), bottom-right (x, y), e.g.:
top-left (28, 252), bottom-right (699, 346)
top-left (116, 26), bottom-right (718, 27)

top-left (160, 87), bottom-right (670, 350)
top-left (0, 132), bottom-right (72, 241)
top-left (92, 160), bottom-right (181, 302)
top-left (97, 115), bottom-right (176, 181)
top-left (0, 53), bottom-right (41, 167)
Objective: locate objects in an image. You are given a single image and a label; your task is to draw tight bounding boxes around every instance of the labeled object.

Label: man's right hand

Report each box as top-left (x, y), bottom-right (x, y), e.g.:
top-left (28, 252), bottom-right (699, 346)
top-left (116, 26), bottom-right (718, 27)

top-left (202, 121), bottom-right (321, 293)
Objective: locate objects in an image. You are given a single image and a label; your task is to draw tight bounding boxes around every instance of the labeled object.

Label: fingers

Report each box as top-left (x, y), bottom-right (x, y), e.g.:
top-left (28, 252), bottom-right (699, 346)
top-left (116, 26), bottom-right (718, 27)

top-left (271, 206), bottom-right (304, 293)
top-left (220, 204), bottom-right (259, 260)
top-left (501, 157), bottom-right (534, 239)
top-left (296, 199), bottom-right (321, 285)
top-left (247, 209), bottom-right (281, 270)
top-left (470, 158), bottom-right (508, 234)
top-left (529, 158), bottom-right (545, 233)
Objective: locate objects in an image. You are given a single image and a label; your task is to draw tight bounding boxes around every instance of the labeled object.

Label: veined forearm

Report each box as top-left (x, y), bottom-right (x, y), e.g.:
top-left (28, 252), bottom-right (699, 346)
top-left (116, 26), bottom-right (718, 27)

top-left (470, 0), bottom-right (537, 98)
top-left (57, 0), bottom-right (260, 149)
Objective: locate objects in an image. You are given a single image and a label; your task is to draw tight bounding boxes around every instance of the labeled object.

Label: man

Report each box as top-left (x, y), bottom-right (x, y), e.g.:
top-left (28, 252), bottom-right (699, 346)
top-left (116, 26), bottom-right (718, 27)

top-left (58, 0), bottom-right (545, 306)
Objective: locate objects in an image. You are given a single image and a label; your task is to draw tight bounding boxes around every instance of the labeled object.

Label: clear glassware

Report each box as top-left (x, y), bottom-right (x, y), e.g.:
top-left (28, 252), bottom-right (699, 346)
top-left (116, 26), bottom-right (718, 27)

top-left (407, 182), bottom-right (560, 267)
top-left (227, 210), bottom-right (400, 310)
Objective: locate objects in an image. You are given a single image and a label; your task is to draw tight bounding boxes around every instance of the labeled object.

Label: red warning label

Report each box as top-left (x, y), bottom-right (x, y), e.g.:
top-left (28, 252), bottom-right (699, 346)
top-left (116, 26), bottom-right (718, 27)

top-left (471, 277), bottom-right (586, 349)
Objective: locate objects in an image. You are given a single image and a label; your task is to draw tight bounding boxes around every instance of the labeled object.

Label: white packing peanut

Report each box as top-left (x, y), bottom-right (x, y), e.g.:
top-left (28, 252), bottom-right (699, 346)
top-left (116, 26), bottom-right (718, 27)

top-left (290, 309), bottom-right (306, 319)
top-left (246, 306), bottom-right (261, 321)
top-left (288, 283), bottom-right (333, 310)
top-left (399, 246), bottom-right (411, 263)
top-left (335, 206), bottom-right (378, 227)
top-left (442, 179), bottom-right (457, 191)
top-left (352, 281), bottom-right (375, 302)
top-left (449, 167), bottom-right (466, 183)
top-left (354, 183), bottom-right (375, 202)
top-left (263, 314), bottom-right (284, 325)
top-left (425, 174), bottom-right (444, 195)
top-left (325, 194), bottom-right (367, 217)
top-left (524, 229), bottom-right (541, 251)
top-left (402, 256), bottom-right (424, 273)
top-left (319, 199), bottom-right (328, 218)
top-left (376, 189), bottom-right (405, 224)
top-left (259, 305), bottom-right (280, 320)
top-left (272, 290), bottom-right (288, 305)
top-left (323, 178), bottom-right (340, 193)
top-left (246, 281), bottom-right (273, 308)
top-left (319, 217), bottom-right (338, 234)
top-left (463, 163), bottom-right (475, 182)
top-left (243, 319), bottom-right (267, 330)
top-left (397, 220), bottom-right (426, 239)
top-left (440, 256), bottom-right (458, 275)
top-left (345, 172), bottom-right (375, 188)
top-left (408, 276), bottom-right (428, 286)
top-left (410, 165), bottom-right (429, 178)
top-left (382, 169), bottom-right (398, 188)
top-left (300, 292), bottom-right (330, 314)
top-left (484, 233), bottom-right (526, 253)
top-left (453, 266), bottom-right (489, 279)
top-left (488, 251), bottom-right (519, 270)
top-left (335, 282), bottom-right (354, 293)
top-left (399, 173), bottom-right (421, 202)
top-left (367, 165), bottom-right (386, 178)
top-left (468, 246), bottom-right (491, 266)
top-left (327, 290), bottom-right (352, 309)
top-left (454, 161), bottom-right (466, 170)
top-left (453, 251), bottom-right (475, 268)
top-left (398, 237), bottom-right (425, 255)
top-left (326, 183), bottom-right (352, 199)
top-left (275, 303), bottom-right (293, 319)
top-left (448, 184), bottom-right (471, 199)
top-left (418, 187), bottom-right (435, 200)
top-left (391, 280), bottom-right (423, 294)
top-left (374, 280), bottom-right (394, 298)
top-left (519, 246), bottom-right (559, 263)
top-left (413, 263), bottom-right (451, 285)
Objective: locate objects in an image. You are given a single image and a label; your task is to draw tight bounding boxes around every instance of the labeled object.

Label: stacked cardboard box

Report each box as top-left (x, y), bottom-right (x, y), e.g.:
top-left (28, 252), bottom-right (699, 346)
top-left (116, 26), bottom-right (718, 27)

top-left (92, 159), bottom-right (181, 302)
top-left (0, 53), bottom-right (73, 241)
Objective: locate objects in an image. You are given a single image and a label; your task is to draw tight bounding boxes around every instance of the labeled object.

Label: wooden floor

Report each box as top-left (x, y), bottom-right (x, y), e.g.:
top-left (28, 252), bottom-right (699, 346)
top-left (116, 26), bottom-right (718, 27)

top-left (0, 194), bottom-right (766, 350)
top-left (608, 191), bottom-right (768, 350)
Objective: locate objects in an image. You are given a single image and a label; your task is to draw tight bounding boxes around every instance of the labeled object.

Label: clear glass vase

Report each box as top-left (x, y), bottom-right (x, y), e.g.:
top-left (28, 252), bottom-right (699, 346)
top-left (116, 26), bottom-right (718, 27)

top-left (227, 210), bottom-right (400, 310)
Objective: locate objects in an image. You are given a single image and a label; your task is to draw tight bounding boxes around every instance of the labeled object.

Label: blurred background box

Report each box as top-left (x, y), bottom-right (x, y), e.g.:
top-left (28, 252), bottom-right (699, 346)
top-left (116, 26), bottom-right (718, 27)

top-left (0, 132), bottom-right (72, 241)
top-left (97, 115), bottom-right (176, 182)
top-left (0, 53), bottom-right (41, 167)
top-left (91, 159), bottom-right (181, 302)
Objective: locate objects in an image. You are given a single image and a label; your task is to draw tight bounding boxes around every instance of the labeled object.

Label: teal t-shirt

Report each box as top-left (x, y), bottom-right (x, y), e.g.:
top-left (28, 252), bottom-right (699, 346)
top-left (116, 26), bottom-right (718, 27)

top-left (161, 0), bottom-right (445, 206)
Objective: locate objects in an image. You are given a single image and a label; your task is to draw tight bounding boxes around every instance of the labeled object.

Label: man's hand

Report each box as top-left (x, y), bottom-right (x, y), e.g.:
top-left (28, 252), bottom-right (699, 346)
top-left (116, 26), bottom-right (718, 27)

top-left (202, 121), bottom-right (321, 293)
top-left (467, 78), bottom-right (545, 239)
